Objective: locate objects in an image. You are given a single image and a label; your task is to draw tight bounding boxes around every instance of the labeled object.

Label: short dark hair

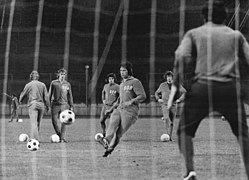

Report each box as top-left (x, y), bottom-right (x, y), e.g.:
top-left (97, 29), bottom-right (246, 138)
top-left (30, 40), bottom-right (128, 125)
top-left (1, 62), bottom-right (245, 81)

top-left (107, 73), bottom-right (116, 81)
top-left (57, 68), bottom-right (67, 77)
top-left (163, 71), bottom-right (173, 79)
top-left (120, 61), bottom-right (133, 76)
top-left (201, 1), bottom-right (227, 24)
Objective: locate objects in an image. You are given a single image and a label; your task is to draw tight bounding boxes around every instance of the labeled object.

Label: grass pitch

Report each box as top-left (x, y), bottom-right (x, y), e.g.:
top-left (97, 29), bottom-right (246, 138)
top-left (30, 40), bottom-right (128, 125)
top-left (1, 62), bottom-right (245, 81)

top-left (0, 115), bottom-right (248, 180)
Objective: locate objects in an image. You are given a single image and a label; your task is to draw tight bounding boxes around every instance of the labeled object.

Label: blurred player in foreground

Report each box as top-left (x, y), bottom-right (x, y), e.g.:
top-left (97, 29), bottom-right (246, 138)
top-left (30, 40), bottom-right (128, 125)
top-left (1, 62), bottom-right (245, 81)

top-left (8, 94), bottom-right (19, 122)
top-left (155, 71), bottom-right (186, 141)
top-left (19, 71), bottom-right (49, 140)
top-left (98, 61), bottom-right (146, 157)
top-left (99, 73), bottom-right (119, 137)
top-left (49, 68), bottom-right (74, 143)
top-left (168, 2), bottom-right (249, 180)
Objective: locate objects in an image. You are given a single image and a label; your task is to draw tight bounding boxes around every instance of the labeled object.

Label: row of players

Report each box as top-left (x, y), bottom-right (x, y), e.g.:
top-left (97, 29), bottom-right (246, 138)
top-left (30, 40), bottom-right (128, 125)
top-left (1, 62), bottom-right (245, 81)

top-left (8, 68), bottom-right (73, 143)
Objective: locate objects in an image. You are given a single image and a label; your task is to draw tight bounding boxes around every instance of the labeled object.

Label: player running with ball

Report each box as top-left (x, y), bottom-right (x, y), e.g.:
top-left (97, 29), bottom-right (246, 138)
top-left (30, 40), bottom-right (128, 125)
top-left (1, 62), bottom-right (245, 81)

top-left (98, 61), bottom-right (146, 157)
top-left (99, 73), bottom-right (119, 137)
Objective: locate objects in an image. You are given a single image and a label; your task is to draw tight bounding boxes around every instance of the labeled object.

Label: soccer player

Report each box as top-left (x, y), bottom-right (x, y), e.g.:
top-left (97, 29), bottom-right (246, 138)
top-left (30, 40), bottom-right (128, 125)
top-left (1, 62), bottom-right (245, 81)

top-left (155, 71), bottom-right (186, 141)
top-left (8, 94), bottom-right (19, 122)
top-left (99, 73), bottom-right (119, 137)
top-left (98, 61), bottom-right (146, 157)
top-left (48, 68), bottom-right (74, 143)
top-left (19, 71), bottom-right (49, 140)
top-left (168, 2), bottom-right (249, 180)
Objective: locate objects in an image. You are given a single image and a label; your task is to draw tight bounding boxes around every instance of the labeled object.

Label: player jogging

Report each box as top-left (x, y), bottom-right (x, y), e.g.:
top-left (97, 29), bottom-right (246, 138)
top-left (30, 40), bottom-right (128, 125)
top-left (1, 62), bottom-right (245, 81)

top-left (168, 2), bottom-right (249, 180)
top-left (98, 61), bottom-right (146, 157)
top-left (155, 71), bottom-right (186, 141)
top-left (99, 73), bottom-right (119, 137)
top-left (19, 71), bottom-right (49, 140)
top-left (48, 68), bottom-right (74, 143)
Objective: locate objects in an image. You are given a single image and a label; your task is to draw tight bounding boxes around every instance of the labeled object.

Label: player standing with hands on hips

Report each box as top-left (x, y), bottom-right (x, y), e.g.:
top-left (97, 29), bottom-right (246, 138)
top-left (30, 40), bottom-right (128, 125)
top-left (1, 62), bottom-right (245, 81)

top-left (98, 61), bottom-right (146, 157)
top-left (99, 73), bottom-right (119, 137)
top-left (168, 2), bottom-right (249, 180)
top-left (49, 68), bottom-right (74, 143)
top-left (19, 71), bottom-right (49, 140)
top-left (155, 71), bottom-right (186, 141)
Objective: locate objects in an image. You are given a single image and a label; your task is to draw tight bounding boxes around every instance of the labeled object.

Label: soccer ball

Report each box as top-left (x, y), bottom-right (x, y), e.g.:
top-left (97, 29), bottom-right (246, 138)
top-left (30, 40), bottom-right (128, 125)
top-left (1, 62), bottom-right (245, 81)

top-left (27, 139), bottom-right (40, 151)
top-left (160, 134), bottom-right (170, 142)
top-left (19, 133), bottom-right (29, 142)
top-left (59, 109), bottom-right (75, 125)
top-left (95, 133), bottom-right (104, 141)
top-left (18, 119), bottom-right (23, 122)
top-left (50, 134), bottom-right (60, 143)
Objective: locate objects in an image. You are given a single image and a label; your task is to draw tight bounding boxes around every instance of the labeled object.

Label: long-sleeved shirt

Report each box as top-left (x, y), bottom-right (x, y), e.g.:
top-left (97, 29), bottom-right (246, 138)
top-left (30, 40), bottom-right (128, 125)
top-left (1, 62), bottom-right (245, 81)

top-left (174, 22), bottom-right (249, 86)
top-left (19, 80), bottom-right (49, 109)
top-left (102, 83), bottom-right (119, 106)
top-left (118, 76), bottom-right (146, 113)
top-left (155, 82), bottom-right (186, 105)
top-left (49, 79), bottom-right (73, 107)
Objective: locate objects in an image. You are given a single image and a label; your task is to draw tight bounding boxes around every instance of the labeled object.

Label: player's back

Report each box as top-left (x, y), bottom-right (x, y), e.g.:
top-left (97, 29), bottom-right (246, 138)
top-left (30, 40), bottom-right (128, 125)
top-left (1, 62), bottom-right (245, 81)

top-left (179, 22), bottom-right (246, 83)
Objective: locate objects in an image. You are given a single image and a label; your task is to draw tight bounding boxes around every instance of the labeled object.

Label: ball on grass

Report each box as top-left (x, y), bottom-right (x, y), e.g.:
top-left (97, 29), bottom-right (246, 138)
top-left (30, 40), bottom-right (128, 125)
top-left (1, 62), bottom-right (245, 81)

top-left (50, 134), bottom-right (60, 143)
top-left (18, 119), bottom-right (23, 122)
top-left (27, 139), bottom-right (40, 151)
top-left (95, 133), bottom-right (104, 141)
top-left (19, 133), bottom-right (29, 142)
top-left (160, 134), bottom-right (170, 142)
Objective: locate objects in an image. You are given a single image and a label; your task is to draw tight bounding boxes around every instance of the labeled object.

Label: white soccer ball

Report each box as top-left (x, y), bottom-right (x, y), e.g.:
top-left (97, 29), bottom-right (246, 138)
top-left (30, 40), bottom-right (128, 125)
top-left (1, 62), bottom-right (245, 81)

top-left (59, 109), bottom-right (75, 125)
top-left (18, 119), bottom-right (23, 122)
top-left (19, 133), bottom-right (29, 142)
top-left (95, 133), bottom-right (104, 141)
top-left (160, 134), bottom-right (170, 142)
top-left (50, 134), bottom-right (60, 143)
top-left (27, 139), bottom-right (40, 151)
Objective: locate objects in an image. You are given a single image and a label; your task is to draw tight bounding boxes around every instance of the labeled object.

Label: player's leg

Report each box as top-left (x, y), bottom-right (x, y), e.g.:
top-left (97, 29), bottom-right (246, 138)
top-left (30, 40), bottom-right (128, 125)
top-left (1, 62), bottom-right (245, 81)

top-left (9, 108), bottom-right (14, 122)
top-left (169, 106), bottom-right (177, 141)
top-left (218, 99), bottom-right (249, 178)
top-left (99, 106), bottom-right (108, 136)
top-left (28, 106), bottom-right (39, 140)
top-left (60, 104), bottom-right (69, 142)
top-left (37, 106), bottom-right (45, 132)
top-left (178, 82), bottom-right (209, 178)
top-left (104, 109), bottom-right (121, 146)
top-left (103, 109), bottom-right (137, 157)
top-left (15, 109), bottom-right (19, 122)
top-left (51, 105), bottom-right (61, 137)
top-left (162, 104), bottom-right (170, 135)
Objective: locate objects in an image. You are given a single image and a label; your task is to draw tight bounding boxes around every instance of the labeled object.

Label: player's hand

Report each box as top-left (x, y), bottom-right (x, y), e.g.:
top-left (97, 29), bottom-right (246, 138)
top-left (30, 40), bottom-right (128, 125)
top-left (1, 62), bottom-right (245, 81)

top-left (123, 100), bottom-right (133, 107)
top-left (105, 109), bottom-right (113, 116)
top-left (175, 99), bottom-right (181, 104)
top-left (102, 100), bottom-right (106, 105)
top-left (158, 99), bottom-right (164, 103)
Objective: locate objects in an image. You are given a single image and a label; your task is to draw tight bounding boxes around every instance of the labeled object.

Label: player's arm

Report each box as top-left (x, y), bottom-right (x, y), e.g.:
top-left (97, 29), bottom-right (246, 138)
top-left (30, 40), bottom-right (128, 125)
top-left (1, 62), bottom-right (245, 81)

top-left (175, 85), bottom-right (187, 103)
top-left (67, 83), bottom-right (74, 110)
top-left (43, 85), bottom-right (50, 111)
top-left (169, 31), bottom-right (193, 109)
top-left (105, 97), bottom-right (120, 115)
top-left (129, 80), bottom-right (146, 105)
top-left (102, 87), bottom-right (106, 104)
top-left (155, 85), bottom-right (163, 103)
top-left (48, 82), bottom-right (54, 104)
top-left (19, 84), bottom-right (29, 104)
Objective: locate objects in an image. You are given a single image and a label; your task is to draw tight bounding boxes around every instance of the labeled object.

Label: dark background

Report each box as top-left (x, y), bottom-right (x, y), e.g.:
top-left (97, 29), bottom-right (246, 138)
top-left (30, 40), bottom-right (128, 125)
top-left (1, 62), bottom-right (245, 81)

top-left (0, 0), bottom-right (248, 103)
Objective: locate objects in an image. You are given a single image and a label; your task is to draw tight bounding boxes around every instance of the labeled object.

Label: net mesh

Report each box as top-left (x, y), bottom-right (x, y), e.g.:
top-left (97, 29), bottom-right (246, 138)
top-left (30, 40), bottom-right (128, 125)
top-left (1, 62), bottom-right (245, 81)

top-left (0, 0), bottom-right (249, 179)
